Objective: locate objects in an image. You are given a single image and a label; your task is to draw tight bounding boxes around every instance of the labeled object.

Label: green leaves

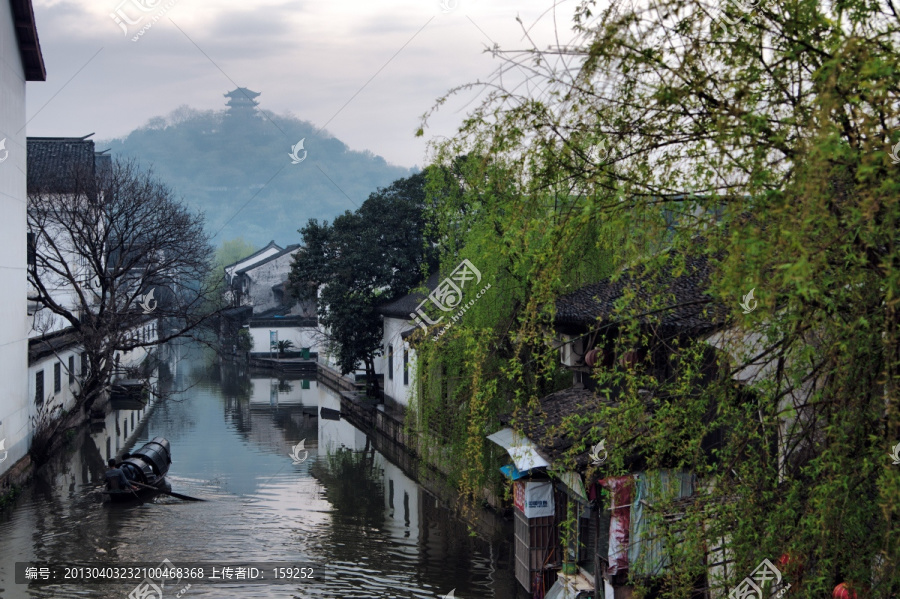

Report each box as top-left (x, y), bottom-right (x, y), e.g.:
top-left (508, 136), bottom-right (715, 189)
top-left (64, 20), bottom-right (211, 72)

top-left (413, 0), bottom-right (900, 593)
top-left (289, 172), bottom-right (437, 379)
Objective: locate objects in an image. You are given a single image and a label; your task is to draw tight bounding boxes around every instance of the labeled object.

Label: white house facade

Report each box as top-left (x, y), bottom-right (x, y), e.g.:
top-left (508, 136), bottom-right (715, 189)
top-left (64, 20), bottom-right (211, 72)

top-left (0, 0), bottom-right (45, 479)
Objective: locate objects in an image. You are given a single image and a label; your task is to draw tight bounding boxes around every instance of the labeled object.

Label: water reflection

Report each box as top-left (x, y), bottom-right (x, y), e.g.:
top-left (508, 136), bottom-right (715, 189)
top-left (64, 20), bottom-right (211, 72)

top-left (0, 344), bottom-right (521, 598)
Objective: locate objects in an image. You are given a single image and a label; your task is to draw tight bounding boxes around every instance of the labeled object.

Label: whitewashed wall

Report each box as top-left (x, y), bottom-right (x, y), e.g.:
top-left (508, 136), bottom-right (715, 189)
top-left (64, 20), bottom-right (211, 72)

top-left (0, 3), bottom-right (33, 476)
top-left (29, 210), bottom-right (98, 338)
top-left (28, 346), bottom-right (83, 417)
top-left (248, 325), bottom-right (320, 353)
top-left (382, 315), bottom-right (416, 406)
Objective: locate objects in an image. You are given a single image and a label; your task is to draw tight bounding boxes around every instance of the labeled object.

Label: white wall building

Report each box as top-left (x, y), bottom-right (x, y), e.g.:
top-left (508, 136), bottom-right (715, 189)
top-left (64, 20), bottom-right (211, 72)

top-left (26, 136), bottom-right (101, 339)
top-left (246, 319), bottom-right (319, 355)
top-left (225, 242), bottom-right (313, 316)
top-left (0, 0), bottom-right (45, 479)
top-left (376, 273), bottom-right (440, 407)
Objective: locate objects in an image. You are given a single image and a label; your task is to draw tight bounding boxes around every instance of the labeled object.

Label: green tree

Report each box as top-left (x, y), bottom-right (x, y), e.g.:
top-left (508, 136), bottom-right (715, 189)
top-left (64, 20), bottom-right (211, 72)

top-left (204, 238), bottom-right (257, 307)
top-left (416, 0), bottom-right (900, 596)
top-left (289, 172), bottom-right (437, 396)
top-left (275, 339), bottom-right (295, 356)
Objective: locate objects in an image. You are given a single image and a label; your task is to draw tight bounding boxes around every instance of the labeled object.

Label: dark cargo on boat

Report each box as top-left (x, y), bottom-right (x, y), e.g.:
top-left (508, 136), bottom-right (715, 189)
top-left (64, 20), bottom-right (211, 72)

top-left (103, 437), bottom-right (172, 502)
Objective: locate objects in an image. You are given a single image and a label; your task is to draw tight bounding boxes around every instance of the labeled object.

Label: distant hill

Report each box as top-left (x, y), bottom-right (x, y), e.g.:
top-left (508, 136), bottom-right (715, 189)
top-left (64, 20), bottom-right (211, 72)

top-left (99, 90), bottom-right (416, 247)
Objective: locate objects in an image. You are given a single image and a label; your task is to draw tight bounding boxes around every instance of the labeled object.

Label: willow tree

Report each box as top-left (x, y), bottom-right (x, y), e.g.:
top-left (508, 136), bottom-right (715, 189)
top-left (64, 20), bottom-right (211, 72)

top-left (416, 0), bottom-right (900, 596)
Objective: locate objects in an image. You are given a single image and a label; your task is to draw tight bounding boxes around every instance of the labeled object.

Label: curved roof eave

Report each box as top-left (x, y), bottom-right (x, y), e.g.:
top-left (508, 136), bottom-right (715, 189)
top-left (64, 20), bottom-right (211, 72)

top-left (11, 0), bottom-right (46, 81)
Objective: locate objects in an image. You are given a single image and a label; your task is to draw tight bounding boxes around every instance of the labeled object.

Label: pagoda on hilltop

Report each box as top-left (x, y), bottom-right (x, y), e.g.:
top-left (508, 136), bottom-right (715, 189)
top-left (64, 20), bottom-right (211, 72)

top-left (224, 87), bottom-right (260, 117)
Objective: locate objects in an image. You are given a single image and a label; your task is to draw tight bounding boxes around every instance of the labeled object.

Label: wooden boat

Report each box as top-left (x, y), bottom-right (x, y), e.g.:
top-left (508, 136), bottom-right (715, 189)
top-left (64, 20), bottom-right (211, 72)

top-left (103, 437), bottom-right (172, 503)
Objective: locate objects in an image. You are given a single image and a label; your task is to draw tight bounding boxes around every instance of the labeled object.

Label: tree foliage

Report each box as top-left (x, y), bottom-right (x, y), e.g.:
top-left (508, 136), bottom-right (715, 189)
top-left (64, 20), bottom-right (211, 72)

top-left (289, 172), bottom-right (437, 391)
top-left (205, 237), bottom-right (258, 307)
top-left (415, 0), bottom-right (900, 595)
top-left (101, 105), bottom-right (414, 246)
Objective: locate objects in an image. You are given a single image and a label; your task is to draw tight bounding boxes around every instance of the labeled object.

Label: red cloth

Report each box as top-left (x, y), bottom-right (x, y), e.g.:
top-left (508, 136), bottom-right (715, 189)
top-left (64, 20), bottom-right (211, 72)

top-left (599, 475), bottom-right (635, 575)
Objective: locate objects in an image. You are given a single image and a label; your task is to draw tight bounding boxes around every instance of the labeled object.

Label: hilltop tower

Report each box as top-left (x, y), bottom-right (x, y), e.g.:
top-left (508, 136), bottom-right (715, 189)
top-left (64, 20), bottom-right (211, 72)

top-left (224, 88), bottom-right (260, 118)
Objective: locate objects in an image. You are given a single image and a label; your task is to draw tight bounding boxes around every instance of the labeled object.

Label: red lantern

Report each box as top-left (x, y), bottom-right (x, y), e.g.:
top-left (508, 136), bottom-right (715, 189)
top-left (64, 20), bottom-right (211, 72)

top-left (618, 349), bottom-right (641, 369)
top-left (833, 583), bottom-right (857, 599)
top-left (585, 348), bottom-right (600, 367)
top-left (778, 552), bottom-right (802, 572)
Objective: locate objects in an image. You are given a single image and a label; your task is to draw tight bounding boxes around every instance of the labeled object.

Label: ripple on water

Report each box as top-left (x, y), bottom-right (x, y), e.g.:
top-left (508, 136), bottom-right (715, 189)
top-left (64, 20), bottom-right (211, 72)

top-left (0, 347), bottom-right (521, 598)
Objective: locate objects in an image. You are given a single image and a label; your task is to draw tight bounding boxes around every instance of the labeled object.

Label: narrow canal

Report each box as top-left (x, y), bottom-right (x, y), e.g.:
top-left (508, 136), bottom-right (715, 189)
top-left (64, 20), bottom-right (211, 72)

top-left (0, 344), bottom-right (522, 598)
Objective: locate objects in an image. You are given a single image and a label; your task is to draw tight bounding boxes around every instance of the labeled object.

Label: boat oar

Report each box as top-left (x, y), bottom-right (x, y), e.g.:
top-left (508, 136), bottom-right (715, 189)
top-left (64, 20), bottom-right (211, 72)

top-left (131, 481), bottom-right (206, 502)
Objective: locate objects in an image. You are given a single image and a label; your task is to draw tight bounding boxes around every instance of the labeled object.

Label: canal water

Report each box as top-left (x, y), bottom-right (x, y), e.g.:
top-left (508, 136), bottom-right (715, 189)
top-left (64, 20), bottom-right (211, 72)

top-left (0, 344), bottom-right (522, 598)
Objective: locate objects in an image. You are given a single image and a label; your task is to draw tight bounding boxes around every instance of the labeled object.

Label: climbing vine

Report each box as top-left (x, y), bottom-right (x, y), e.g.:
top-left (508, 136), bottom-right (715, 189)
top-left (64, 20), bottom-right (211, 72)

top-left (410, 0), bottom-right (900, 595)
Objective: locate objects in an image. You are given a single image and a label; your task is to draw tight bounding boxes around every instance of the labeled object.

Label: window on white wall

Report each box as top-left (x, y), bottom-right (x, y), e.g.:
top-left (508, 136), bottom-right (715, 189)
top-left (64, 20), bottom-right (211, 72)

top-left (403, 349), bottom-right (409, 386)
top-left (388, 345), bottom-right (393, 380)
top-left (35, 370), bottom-right (44, 405)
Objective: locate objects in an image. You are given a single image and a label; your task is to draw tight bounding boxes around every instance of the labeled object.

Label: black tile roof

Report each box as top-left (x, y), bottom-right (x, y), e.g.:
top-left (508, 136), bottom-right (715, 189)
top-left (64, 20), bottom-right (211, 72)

top-left (377, 271), bottom-right (442, 319)
top-left (502, 386), bottom-right (605, 469)
top-left (11, 0), bottom-right (46, 81)
top-left (555, 253), bottom-right (726, 335)
top-left (236, 243), bottom-right (300, 275)
top-left (28, 327), bottom-right (79, 365)
top-left (27, 137), bottom-right (96, 193)
top-left (223, 240), bottom-right (282, 273)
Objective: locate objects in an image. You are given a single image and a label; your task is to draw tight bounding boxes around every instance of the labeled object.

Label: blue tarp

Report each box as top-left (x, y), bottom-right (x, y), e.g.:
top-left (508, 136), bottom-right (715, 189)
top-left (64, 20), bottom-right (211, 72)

top-left (500, 463), bottom-right (531, 480)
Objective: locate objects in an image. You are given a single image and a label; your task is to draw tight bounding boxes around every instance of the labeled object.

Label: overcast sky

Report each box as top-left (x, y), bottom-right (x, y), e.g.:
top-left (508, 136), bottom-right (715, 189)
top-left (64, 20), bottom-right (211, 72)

top-left (26, 0), bottom-right (586, 169)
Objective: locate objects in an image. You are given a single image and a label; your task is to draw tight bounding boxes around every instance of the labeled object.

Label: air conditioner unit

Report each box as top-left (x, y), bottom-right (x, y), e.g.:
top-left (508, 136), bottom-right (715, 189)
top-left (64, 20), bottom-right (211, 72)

top-left (559, 335), bottom-right (587, 367)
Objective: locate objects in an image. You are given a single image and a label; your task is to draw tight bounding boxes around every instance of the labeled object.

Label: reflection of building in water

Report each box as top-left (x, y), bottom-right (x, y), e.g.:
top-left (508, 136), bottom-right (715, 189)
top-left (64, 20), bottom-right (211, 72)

top-left (314, 377), bottom-right (504, 593)
top-left (248, 375), bottom-right (313, 407)
top-left (221, 362), bottom-right (320, 466)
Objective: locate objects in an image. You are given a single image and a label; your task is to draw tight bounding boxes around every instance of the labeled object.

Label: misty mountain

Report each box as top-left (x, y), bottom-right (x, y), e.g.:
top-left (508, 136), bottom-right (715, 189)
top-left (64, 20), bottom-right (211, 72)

top-left (99, 91), bottom-right (416, 247)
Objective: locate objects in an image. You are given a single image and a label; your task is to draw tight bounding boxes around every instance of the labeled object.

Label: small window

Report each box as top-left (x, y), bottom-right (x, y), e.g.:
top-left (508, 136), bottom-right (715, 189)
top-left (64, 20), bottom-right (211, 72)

top-left (68, 356), bottom-right (75, 385)
top-left (388, 345), bottom-right (394, 380)
top-left (54, 362), bottom-right (61, 393)
top-left (403, 349), bottom-right (409, 386)
top-left (35, 370), bottom-right (44, 405)
top-left (27, 232), bottom-right (35, 266)
top-left (81, 352), bottom-right (87, 376)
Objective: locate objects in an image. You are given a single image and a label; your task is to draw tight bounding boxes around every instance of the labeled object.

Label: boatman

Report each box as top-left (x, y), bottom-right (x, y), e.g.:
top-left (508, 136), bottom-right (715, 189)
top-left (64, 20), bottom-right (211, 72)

top-left (104, 458), bottom-right (136, 491)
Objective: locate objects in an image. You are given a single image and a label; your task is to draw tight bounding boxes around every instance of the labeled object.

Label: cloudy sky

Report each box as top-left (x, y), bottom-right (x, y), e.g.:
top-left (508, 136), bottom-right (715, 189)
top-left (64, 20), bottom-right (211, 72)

top-left (26, 0), bottom-right (587, 169)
